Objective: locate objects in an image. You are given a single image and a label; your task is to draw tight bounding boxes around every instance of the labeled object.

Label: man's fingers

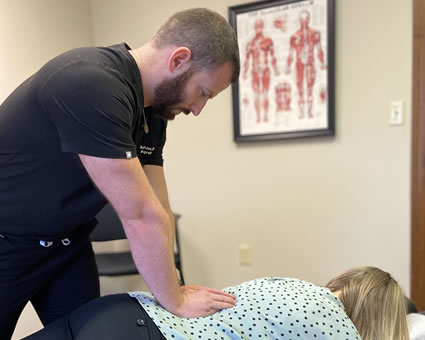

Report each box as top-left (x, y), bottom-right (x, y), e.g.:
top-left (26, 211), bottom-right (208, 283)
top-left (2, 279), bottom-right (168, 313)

top-left (212, 292), bottom-right (236, 304)
top-left (207, 289), bottom-right (235, 300)
top-left (195, 289), bottom-right (236, 312)
top-left (211, 299), bottom-right (236, 310)
top-left (176, 285), bottom-right (237, 317)
top-left (193, 285), bottom-right (236, 298)
top-left (184, 285), bottom-right (236, 301)
top-left (203, 299), bottom-right (235, 315)
top-left (207, 291), bottom-right (236, 311)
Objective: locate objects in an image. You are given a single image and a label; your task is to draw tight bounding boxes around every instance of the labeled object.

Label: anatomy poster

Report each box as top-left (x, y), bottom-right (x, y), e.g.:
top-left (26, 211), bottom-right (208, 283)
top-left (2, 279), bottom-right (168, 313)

top-left (230, 0), bottom-right (334, 142)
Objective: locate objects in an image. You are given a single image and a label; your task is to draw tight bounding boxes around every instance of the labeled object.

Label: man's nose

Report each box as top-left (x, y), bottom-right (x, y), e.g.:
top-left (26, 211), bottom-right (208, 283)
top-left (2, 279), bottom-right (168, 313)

top-left (191, 98), bottom-right (208, 116)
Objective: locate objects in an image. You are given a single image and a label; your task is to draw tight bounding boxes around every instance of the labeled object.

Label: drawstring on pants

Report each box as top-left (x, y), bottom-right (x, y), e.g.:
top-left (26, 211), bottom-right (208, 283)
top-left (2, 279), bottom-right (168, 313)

top-left (39, 238), bottom-right (71, 248)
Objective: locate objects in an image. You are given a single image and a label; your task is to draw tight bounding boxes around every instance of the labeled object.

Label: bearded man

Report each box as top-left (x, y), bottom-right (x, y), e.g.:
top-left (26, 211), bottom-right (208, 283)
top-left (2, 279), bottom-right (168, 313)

top-left (0, 8), bottom-right (240, 340)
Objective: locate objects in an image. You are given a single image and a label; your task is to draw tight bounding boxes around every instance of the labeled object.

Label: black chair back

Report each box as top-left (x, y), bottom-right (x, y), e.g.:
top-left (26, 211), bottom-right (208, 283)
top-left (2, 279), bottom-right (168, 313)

top-left (90, 203), bottom-right (185, 284)
top-left (91, 204), bottom-right (126, 241)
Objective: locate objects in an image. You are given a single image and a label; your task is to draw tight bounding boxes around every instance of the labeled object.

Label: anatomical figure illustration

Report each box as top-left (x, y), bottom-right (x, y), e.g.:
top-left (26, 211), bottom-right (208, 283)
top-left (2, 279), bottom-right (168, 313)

top-left (284, 10), bottom-right (327, 119)
top-left (243, 19), bottom-right (280, 123)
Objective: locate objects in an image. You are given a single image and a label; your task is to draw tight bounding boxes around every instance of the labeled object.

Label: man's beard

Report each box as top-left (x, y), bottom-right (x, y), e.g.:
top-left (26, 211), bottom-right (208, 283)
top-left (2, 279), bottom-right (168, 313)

top-left (151, 69), bottom-right (194, 120)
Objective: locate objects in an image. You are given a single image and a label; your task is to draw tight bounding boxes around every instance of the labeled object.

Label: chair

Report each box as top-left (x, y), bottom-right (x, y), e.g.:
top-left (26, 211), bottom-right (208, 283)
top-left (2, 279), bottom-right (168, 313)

top-left (406, 296), bottom-right (418, 314)
top-left (91, 203), bottom-right (185, 285)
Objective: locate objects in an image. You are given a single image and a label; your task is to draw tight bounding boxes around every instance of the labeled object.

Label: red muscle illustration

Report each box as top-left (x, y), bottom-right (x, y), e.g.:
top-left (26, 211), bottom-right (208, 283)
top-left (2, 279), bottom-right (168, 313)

top-left (243, 19), bottom-right (280, 123)
top-left (285, 10), bottom-right (326, 118)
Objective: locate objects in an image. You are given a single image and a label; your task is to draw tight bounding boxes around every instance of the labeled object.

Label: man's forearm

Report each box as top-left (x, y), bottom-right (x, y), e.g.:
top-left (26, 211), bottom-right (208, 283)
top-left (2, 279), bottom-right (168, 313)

top-left (142, 165), bottom-right (176, 260)
top-left (123, 209), bottom-right (182, 312)
top-left (78, 155), bottom-right (183, 313)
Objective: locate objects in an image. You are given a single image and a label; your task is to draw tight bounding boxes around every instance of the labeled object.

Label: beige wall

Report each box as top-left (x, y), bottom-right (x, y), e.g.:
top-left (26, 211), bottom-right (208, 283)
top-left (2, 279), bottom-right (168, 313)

top-left (0, 1), bottom-right (94, 338)
top-left (0, 0), bottom-right (94, 102)
top-left (90, 0), bottom-right (412, 291)
top-left (3, 0), bottom-right (412, 337)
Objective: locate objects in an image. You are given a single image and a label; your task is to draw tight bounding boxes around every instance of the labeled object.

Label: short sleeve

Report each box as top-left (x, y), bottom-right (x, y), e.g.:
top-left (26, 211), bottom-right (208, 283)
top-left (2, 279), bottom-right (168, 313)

top-left (40, 60), bottom-right (138, 159)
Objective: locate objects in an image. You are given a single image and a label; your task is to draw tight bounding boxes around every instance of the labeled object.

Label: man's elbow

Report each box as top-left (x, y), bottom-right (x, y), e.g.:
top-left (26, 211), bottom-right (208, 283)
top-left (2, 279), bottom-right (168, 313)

top-left (121, 201), bottom-right (170, 234)
top-left (140, 202), bottom-right (170, 227)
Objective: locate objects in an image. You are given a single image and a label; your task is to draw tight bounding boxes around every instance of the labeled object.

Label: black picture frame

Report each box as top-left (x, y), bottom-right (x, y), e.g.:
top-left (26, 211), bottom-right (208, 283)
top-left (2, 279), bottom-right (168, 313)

top-left (229, 0), bottom-right (335, 142)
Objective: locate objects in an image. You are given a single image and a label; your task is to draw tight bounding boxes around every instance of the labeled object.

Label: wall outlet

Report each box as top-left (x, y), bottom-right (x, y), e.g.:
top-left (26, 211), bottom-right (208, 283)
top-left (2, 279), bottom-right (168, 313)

top-left (389, 101), bottom-right (404, 125)
top-left (239, 244), bottom-right (252, 265)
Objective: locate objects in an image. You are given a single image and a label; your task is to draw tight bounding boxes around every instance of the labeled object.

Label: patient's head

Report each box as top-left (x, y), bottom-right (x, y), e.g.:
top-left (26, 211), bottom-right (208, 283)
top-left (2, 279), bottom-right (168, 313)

top-left (326, 266), bottom-right (409, 340)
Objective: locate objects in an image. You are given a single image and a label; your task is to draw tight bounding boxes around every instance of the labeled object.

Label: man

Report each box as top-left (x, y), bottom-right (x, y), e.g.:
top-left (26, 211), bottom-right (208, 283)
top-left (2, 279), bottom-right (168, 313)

top-left (0, 8), bottom-right (240, 339)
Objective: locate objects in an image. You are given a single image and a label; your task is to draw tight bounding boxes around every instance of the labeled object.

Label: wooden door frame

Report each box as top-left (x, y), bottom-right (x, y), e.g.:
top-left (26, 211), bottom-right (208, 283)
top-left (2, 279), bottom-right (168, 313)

top-left (411, 0), bottom-right (425, 311)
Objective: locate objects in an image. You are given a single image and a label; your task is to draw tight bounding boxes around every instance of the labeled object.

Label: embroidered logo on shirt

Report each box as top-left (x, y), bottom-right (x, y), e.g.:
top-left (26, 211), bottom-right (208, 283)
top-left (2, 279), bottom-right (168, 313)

top-left (125, 151), bottom-right (132, 159)
top-left (139, 146), bottom-right (155, 155)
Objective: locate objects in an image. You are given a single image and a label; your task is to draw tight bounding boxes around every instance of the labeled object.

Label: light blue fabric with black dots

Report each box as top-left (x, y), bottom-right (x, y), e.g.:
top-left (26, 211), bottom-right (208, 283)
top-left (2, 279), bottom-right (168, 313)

top-left (129, 278), bottom-right (362, 339)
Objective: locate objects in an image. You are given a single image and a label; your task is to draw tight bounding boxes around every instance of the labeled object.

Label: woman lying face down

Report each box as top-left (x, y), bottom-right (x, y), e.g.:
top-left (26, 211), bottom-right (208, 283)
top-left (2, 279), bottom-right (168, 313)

top-left (326, 266), bottom-right (409, 340)
top-left (24, 266), bottom-right (408, 340)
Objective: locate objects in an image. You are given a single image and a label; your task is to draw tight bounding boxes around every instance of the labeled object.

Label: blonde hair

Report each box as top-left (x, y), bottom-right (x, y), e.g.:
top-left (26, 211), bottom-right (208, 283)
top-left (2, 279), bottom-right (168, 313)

top-left (326, 267), bottom-right (409, 340)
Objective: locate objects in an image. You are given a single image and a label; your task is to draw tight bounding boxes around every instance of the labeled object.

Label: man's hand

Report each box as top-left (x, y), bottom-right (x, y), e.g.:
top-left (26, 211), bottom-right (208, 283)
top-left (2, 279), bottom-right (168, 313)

top-left (172, 285), bottom-right (236, 318)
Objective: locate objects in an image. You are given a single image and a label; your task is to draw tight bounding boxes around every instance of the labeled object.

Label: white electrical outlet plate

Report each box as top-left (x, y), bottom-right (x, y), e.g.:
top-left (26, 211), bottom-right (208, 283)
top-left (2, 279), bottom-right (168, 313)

top-left (239, 244), bottom-right (251, 265)
top-left (389, 101), bottom-right (404, 125)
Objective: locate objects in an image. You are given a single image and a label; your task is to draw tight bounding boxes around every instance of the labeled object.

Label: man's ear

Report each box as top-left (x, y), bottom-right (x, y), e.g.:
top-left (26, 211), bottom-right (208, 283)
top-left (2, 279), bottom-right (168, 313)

top-left (168, 47), bottom-right (192, 73)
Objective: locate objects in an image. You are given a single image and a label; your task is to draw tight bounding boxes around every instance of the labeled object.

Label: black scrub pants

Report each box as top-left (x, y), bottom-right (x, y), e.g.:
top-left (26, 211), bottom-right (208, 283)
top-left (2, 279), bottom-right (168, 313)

top-left (0, 222), bottom-right (100, 340)
top-left (23, 294), bottom-right (166, 340)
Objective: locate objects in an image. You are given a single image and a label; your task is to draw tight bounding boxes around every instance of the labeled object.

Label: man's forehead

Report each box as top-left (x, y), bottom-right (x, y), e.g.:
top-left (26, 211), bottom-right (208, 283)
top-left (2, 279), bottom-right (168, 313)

top-left (195, 63), bottom-right (233, 96)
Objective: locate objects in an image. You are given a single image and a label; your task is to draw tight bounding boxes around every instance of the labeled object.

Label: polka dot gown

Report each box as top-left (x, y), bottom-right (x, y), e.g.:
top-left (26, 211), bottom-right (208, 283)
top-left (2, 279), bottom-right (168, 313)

top-left (129, 278), bottom-right (361, 340)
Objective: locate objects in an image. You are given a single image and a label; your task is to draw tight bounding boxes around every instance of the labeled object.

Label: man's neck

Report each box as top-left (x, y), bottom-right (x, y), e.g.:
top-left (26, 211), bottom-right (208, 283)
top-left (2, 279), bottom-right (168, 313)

top-left (128, 44), bottom-right (156, 107)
